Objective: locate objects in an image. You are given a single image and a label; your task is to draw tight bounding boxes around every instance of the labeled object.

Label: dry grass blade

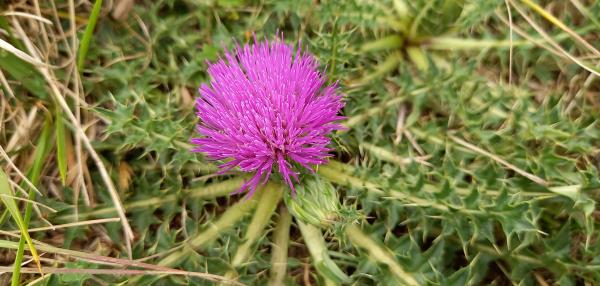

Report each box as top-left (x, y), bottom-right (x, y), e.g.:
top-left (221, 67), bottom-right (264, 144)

top-left (0, 69), bottom-right (16, 98)
top-left (55, 109), bottom-right (68, 185)
top-left (111, 0), bottom-right (135, 21)
top-left (0, 38), bottom-right (48, 67)
top-left (504, 0), bottom-right (514, 85)
top-left (9, 17), bottom-right (135, 242)
top-left (0, 145), bottom-right (42, 196)
top-left (0, 239), bottom-right (242, 285)
top-left (0, 193), bottom-right (56, 212)
top-left (509, 0), bottom-right (600, 77)
top-left (5, 106), bottom-right (38, 152)
top-left (362, 142), bottom-right (431, 167)
top-left (494, 10), bottom-right (565, 59)
top-left (448, 134), bottom-right (548, 186)
top-left (569, 0), bottom-right (600, 28)
top-left (66, 0), bottom-right (91, 225)
top-left (0, 267), bottom-right (244, 285)
top-left (6, 217), bottom-right (120, 234)
top-left (2, 12), bottom-right (53, 25)
top-left (519, 0), bottom-right (600, 57)
top-left (394, 104), bottom-right (406, 144)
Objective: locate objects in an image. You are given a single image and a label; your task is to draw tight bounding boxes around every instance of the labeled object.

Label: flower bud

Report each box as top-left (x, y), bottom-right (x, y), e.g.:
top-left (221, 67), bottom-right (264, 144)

top-left (284, 175), bottom-right (340, 228)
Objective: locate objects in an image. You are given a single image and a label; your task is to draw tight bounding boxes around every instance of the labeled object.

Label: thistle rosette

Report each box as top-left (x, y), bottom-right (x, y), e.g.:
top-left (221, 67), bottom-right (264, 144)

top-left (192, 37), bottom-right (344, 196)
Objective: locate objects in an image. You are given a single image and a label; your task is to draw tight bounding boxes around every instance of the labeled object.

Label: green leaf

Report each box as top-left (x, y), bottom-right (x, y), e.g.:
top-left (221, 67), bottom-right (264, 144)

top-left (77, 0), bottom-right (103, 71)
top-left (28, 116), bottom-right (53, 184)
top-left (12, 114), bottom-right (53, 286)
top-left (0, 170), bottom-right (42, 273)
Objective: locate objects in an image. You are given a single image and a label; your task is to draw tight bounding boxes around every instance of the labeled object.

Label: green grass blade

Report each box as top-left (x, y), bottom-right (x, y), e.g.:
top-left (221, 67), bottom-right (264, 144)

top-left (0, 170), bottom-right (42, 275)
top-left (11, 115), bottom-right (52, 286)
top-left (27, 116), bottom-right (53, 185)
top-left (0, 209), bottom-right (9, 227)
top-left (77, 0), bottom-right (103, 71)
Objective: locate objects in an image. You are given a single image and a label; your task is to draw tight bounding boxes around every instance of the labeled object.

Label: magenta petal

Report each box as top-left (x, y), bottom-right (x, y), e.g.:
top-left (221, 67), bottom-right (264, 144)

top-left (191, 36), bottom-right (344, 196)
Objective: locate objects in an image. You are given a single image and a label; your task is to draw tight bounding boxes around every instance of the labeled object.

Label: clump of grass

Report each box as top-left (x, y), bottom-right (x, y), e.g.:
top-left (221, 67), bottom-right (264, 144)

top-left (1, 0), bottom-right (599, 285)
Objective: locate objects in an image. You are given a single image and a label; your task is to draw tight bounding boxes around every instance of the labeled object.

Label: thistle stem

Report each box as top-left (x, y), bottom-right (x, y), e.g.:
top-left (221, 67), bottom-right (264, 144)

top-left (361, 35), bottom-right (404, 52)
top-left (222, 183), bottom-right (283, 283)
top-left (425, 37), bottom-right (531, 50)
top-left (158, 195), bottom-right (258, 267)
top-left (406, 46), bottom-right (429, 71)
top-left (56, 177), bottom-right (245, 222)
top-left (268, 206), bottom-right (292, 286)
top-left (317, 164), bottom-right (381, 193)
top-left (345, 224), bottom-right (419, 286)
top-left (297, 220), bottom-right (349, 285)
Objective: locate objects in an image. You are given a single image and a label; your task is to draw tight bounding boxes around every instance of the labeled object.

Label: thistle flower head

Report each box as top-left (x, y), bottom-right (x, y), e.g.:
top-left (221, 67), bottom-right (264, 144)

top-left (192, 36), bottom-right (344, 196)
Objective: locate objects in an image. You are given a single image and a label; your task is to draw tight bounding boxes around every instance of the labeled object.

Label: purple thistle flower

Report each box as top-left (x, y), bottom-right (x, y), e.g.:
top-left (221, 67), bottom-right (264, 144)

top-left (192, 36), bottom-right (344, 197)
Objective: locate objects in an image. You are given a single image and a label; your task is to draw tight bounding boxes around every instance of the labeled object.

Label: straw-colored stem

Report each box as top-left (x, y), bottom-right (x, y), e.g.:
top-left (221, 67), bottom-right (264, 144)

top-left (297, 220), bottom-right (349, 285)
top-left (268, 206), bottom-right (291, 286)
top-left (346, 224), bottom-right (419, 286)
top-left (231, 184), bottom-right (282, 267)
top-left (158, 194), bottom-right (258, 267)
top-left (222, 183), bottom-right (283, 283)
top-left (56, 177), bottom-right (246, 222)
